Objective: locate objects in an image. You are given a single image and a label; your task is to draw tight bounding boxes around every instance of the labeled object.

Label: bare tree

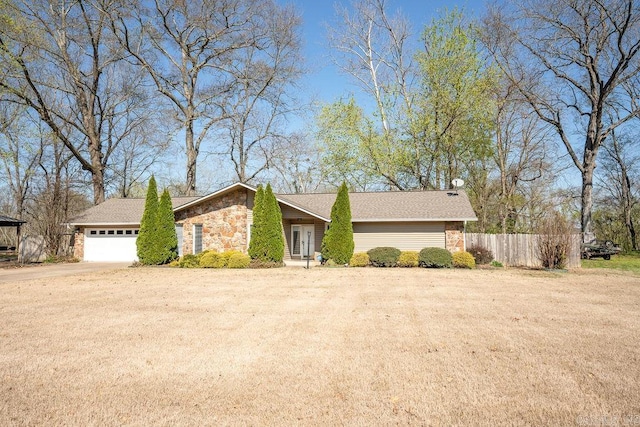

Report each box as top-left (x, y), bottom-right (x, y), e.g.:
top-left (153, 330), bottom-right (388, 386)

top-left (0, 104), bottom-right (41, 219)
top-left (598, 129), bottom-right (638, 250)
top-left (112, 0), bottom-right (278, 195)
top-left (0, 0), bottom-right (145, 204)
top-left (268, 132), bottom-right (324, 194)
top-left (493, 80), bottom-right (554, 233)
top-left (218, 4), bottom-right (304, 184)
top-left (482, 0), bottom-right (640, 241)
top-left (327, 0), bottom-right (415, 133)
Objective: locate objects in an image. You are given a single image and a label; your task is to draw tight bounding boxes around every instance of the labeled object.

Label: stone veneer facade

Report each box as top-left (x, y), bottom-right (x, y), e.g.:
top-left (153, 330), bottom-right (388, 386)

top-left (73, 229), bottom-right (84, 260)
top-left (175, 189), bottom-right (249, 255)
top-left (445, 221), bottom-right (465, 252)
top-left (444, 221), bottom-right (465, 253)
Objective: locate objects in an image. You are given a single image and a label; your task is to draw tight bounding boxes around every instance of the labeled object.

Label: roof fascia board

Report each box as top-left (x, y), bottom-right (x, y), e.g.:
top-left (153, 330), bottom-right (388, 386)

top-left (275, 198), bottom-right (330, 222)
top-left (68, 222), bottom-right (142, 227)
top-left (351, 217), bottom-right (478, 222)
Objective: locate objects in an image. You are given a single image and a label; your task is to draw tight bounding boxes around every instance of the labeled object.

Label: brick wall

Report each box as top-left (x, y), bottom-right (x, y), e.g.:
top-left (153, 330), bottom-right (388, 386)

top-left (175, 189), bottom-right (249, 254)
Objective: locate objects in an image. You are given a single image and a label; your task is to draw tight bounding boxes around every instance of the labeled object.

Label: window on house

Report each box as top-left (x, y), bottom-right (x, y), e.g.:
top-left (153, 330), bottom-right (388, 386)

top-left (193, 224), bottom-right (203, 254)
top-left (292, 225), bottom-right (301, 256)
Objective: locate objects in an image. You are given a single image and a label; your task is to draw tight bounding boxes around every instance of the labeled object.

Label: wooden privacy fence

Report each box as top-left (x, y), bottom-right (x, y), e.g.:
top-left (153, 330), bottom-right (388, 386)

top-left (466, 233), bottom-right (582, 268)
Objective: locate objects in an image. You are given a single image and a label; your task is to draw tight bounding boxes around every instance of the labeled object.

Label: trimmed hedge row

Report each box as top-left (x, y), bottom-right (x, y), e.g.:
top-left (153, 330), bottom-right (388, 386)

top-left (348, 247), bottom-right (476, 269)
top-left (175, 250), bottom-right (251, 269)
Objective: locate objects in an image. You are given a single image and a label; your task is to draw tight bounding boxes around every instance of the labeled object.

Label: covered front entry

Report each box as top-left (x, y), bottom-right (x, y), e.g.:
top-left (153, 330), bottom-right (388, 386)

top-left (291, 224), bottom-right (315, 259)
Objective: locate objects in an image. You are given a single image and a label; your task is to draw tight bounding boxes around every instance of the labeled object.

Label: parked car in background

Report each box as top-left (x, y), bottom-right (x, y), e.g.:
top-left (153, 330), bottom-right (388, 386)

top-left (581, 239), bottom-right (622, 260)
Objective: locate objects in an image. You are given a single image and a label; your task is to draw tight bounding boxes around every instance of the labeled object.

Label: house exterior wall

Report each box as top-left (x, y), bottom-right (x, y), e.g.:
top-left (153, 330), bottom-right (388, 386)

top-left (445, 221), bottom-right (465, 252)
top-left (175, 189), bottom-right (249, 254)
top-left (352, 222), bottom-right (446, 252)
top-left (282, 218), bottom-right (292, 261)
top-left (314, 219), bottom-right (326, 253)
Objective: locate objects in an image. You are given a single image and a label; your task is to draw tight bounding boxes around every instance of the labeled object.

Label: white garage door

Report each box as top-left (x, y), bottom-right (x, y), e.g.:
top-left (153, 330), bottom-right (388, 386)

top-left (353, 222), bottom-right (445, 252)
top-left (84, 228), bottom-right (139, 262)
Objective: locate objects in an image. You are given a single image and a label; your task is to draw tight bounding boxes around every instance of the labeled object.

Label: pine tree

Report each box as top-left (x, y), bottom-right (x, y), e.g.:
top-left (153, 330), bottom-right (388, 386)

top-left (248, 185), bottom-right (265, 260)
top-left (321, 182), bottom-right (354, 264)
top-left (137, 175), bottom-right (158, 264)
top-left (155, 188), bottom-right (178, 264)
top-left (264, 183), bottom-right (284, 263)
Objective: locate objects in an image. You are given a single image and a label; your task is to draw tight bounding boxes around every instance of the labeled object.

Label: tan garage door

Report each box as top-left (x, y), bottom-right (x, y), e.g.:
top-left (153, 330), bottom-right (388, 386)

top-left (353, 222), bottom-right (445, 252)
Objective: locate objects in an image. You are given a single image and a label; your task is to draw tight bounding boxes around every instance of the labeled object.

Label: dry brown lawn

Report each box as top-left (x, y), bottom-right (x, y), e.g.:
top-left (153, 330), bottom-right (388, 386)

top-left (0, 266), bottom-right (639, 426)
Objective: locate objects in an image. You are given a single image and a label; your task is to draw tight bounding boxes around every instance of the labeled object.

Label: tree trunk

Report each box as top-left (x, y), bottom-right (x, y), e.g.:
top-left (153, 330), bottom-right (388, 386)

top-left (581, 162), bottom-right (596, 242)
top-left (622, 170), bottom-right (637, 251)
top-left (185, 117), bottom-right (197, 196)
top-left (89, 136), bottom-right (105, 204)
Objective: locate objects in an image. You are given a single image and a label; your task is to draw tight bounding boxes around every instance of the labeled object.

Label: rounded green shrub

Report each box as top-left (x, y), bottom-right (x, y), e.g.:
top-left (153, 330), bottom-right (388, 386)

top-left (178, 254), bottom-right (200, 268)
top-left (367, 247), bottom-right (401, 267)
top-left (419, 247), bottom-right (453, 268)
top-left (452, 251), bottom-right (476, 269)
top-left (227, 252), bottom-right (251, 268)
top-left (349, 252), bottom-right (370, 267)
top-left (223, 250), bottom-right (244, 263)
top-left (397, 251), bottom-right (419, 267)
top-left (467, 244), bottom-right (493, 265)
top-left (199, 251), bottom-right (226, 268)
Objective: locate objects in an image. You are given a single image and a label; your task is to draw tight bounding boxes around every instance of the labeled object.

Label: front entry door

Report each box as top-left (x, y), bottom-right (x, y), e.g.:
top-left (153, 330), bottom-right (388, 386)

top-left (292, 225), bottom-right (314, 259)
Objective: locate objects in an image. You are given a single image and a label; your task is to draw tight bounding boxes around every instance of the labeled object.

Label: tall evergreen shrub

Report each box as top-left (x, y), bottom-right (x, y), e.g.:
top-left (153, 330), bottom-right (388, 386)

top-left (155, 189), bottom-right (178, 264)
top-left (321, 182), bottom-right (354, 264)
top-left (264, 184), bottom-right (284, 262)
top-left (248, 185), bottom-right (265, 260)
top-left (137, 176), bottom-right (158, 264)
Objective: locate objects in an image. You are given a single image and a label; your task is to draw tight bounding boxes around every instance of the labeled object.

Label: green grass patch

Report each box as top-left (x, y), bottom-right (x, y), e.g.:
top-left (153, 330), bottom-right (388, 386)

top-left (582, 253), bottom-right (640, 274)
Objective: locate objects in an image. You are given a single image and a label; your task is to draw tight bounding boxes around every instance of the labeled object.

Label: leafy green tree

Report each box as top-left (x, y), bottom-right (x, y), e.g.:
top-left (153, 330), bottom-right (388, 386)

top-left (321, 182), bottom-right (354, 264)
top-left (248, 184), bottom-right (265, 260)
top-left (263, 183), bottom-right (284, 262)
top-left (155, 188), bottom-right (178, 264)
top-left (137, 175), bottom-right (158, 264)
top-left (319, 8), bottom-right (496, 191)
top-left (412, 9), bottom-right (496, 189)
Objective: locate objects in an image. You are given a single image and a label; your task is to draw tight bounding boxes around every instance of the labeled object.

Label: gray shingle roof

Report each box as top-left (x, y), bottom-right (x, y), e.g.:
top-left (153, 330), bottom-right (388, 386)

top-left (278, 190), bottom-right (477, 222)
top-left (68, 197), bottom-right (198, 225)
top-left (69, 183), bottom-right (477, 226)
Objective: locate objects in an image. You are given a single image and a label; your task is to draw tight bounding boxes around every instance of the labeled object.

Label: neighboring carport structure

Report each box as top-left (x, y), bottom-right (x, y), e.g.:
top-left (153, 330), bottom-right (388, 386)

top-left (0, 214), bottom-right (26, 261)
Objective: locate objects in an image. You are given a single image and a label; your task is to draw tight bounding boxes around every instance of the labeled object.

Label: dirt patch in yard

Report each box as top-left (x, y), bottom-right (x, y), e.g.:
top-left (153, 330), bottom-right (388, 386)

top-left (0, 267), bottom-right (638, 425)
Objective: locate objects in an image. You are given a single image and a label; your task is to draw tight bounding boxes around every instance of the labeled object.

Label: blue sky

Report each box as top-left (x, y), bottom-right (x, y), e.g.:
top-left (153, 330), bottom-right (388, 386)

top-left (285, 0), bottom-right (487, 109)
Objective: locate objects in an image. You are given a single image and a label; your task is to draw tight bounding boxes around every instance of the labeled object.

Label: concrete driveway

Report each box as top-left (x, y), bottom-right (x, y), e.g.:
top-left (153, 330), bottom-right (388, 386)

top-left (0, 262), bottom-right (130, 284)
